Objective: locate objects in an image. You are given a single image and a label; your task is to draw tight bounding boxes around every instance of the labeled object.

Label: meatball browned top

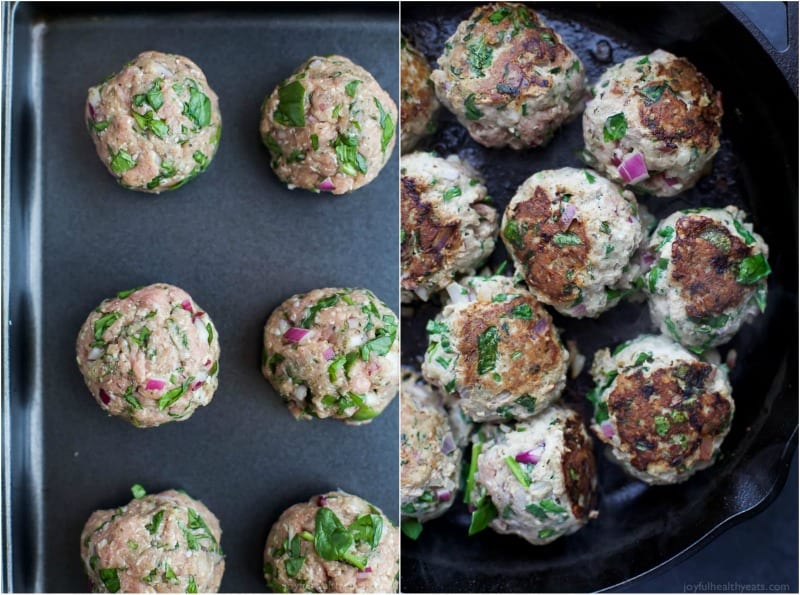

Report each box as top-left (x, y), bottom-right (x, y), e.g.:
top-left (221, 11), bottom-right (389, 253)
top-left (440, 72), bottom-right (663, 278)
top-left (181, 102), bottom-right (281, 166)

top-left (401, 37), bottom-right (440, 153)
top-left (431, 2), bottom-right (586, 149)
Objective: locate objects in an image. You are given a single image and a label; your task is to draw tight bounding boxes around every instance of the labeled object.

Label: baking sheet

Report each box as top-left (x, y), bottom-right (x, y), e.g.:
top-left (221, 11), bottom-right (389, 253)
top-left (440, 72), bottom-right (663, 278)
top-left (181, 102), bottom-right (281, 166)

top-left (400, 2), bottom-right (798, 592)
top-left (3, 3), bottom-right (399, 591)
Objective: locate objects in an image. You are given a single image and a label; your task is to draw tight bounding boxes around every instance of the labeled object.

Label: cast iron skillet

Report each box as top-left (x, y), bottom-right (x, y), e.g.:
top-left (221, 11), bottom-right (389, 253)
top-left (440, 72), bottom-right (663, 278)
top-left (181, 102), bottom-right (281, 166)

top-left (400, 3), bottom-right (798, 592)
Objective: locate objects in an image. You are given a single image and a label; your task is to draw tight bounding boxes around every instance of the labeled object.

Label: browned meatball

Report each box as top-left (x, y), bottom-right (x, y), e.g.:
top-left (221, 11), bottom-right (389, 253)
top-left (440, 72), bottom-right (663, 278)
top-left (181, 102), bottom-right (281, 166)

top-left (431, 2), bottom-right (586, 149)
top-left (401, 37), bottom-right (440, 153)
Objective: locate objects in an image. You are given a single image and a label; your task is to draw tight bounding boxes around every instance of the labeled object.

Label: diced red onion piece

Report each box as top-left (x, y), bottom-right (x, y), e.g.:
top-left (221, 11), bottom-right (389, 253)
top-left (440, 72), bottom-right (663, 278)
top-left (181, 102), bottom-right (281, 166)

top-left (181, 299), bottom-right (193, 313)
top-left (356, 568), bottom-right (373, 581)
top-left (432, 228), bottom-right (455, 251)
top-left (600, 419), bottom-right (616, 438)
top-left (323, 348), bottom-right (335, 361)
top-left (88, 102), bottom-right (97, 120)
top-left (367, 361), bottom-right (379, 374)
top-left (572, 303), bottom-right (587, 316)
top-left (560, 204), bottom-right (577, 230)
top-left (99, 389), bottom-right (110, 405)
top-left (642, 252), bottom-right (656, 266)
top-left (611, 154), bottom-right (622, 166)
top-left (446, 282), bottom-right (472, 305)
top-left (437, 489), bottom-right (451, 502)
top-left (191, 380), bottom-right (204, 391)
top-left (318, 495), bottom-right (328, 507)
top-left (192, 310), bottom-right (205, 322)
top-left (515, 450), bottom-right (540, 465)
top-left (88, 346), bottom-right (104, 361)
top-left (533, 317), bottom-right (548, 336)
top-left (664, 176), bottom-right (680, 187)
top-left (284, 327), bottom-right (310, 343)
top-left (318, 178), bottom-right (335, 192)
top-left (205, 359), bottom-right (212, 367)
top-left (441, 433), bottom-right (456, 454)
top-left (618, 152), bottom-right (650, 184)
top-left (146, 378), bottom-right (166, 391)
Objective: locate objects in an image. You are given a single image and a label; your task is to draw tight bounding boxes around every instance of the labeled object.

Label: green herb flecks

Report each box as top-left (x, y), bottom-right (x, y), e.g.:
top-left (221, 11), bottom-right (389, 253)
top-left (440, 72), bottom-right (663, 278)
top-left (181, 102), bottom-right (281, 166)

top-left (476, 326), bottom-right (499, 375)
top-left (109, 148), bottom-right (137, 174)
top-left (313, 507), bottom-right (368, 570)
top-left (273, 80), bottom-right (306, 128)
top-left (94, 311), bottom-right (121, 342)
top-left (349, 513), bottom-right (383, 550)
top-left (98, 568), bottom-right (121, 593)
top-left (503, 220), bottom-right (524, 249)
top-left (648, 258), bottom-right (669, 293)
top-left (131, 483), bottom-right (146, 499)
top-left (654, 415), bottom-right (670, 437)
top-left (510, 303), bottom-right (532, 319)
top-left (638, 82), bottom-right (670, 105)
top-left (603, 112), bottom-right (628, 142)
top-left (302, 295), bottom-right (340, 328)
top-left (157, 377), bottom-right (193, 411)
top-left (504, 456), bottom-right (531, 488)
top-left (283, 534), bottom-right (305, 578)
top-left (586, 371), bottom-right (618, 424)
top-left (656, 225), bottom-right (675, 250)
top-left (733, 218), bottom-right (756, 245)
top-left (123, 386), bottom-right (142, 410)
top-left (737, 254), bottom-right (771, 285)
top-left (538, 528), bottom-right (556, 539)
top-left (146, 510), bottom-right (164, 534)
top-left (443, 186), bottom-right (462, 202)
top-left (374, 97), bottom-right (394, 153)
top-left (584, 170), bottom-right (596, 183)
top-left (553, 232), bottom-right (583, 247)
top-left (464, 93), bottom-right (483, 120)
top-left (187, 576), bottom-right (198, 594)
top-left (332, 133), bottom-right (368, 176)
top-left (401, 518), bottom-right (423, 540)
top-left (88, 119), bottom-right (109, 133)
top-left (469, 496), bottom-right (498, 536)
top-left (466, 35), bottom-right (493, 77)
top-left (345, 80), bottom-right (361, 97)
top-left (132, 108), bottom-right (170, 139)
top-left (183, 80), bottom-right (212, 129)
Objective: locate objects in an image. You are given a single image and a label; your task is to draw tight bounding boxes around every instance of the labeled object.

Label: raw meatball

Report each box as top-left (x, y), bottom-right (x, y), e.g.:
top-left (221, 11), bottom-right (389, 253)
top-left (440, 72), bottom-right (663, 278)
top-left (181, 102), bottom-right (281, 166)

top-left (401, 37), bottom-right (440, 153)
top-left (401, 152), bottom-right (498, 302)
top-left (422, 275), bottom-right (569, 422)
top-left (86, 51), bottom-right (221, 193)
top-left (263, 491), bottom-right (399, 593)
top-left (467, 405), bottom-right (598, 544)
top-left (262, 288), bottom-right (399, 424)
top-left (81, 487), bottom-right (224, 593)
top-left (260, 55), bottom-right (397, 194)
top-left (588, 334), bottom-right (735, 485)
top-left (400, 369), bottom-right (462, 523)
top-left (643, 206), bottom-right (770, 353)
top-left (430, 2), bottom-right (586, 149)
top-left (583, 49), bottom-right (723, 196)
top-left (75, 284), bottom-right (220, 428)
top-left (502, 167), bottom-right (645, 318)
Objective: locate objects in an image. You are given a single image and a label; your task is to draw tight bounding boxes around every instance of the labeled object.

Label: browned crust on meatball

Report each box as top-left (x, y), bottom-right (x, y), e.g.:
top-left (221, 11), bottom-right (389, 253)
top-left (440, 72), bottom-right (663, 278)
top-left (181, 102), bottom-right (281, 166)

top-left (507, 185), bottom-right (588, 305)
top-left (671, 215), bottom-right (751, 318)
top-left (608, 363), bottom-right (732, 472)
top-left (461, 3), bottom-right (573, 102)
top-left (401, 176), bottom-right (464, 290)
top-left (637, 57), bottom-right (722, 151)
top-left (561, 416), bottom-right (597, 519)
top-left (401, 45), bottom-right (436, 127)
top-left (455, 296), bottom-right (562, 391)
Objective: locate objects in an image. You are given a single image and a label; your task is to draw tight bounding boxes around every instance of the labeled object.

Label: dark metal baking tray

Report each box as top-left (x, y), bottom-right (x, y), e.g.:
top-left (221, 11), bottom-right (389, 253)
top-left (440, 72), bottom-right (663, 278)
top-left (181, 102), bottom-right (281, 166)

top-left (2, 3), bottom-right (399, 592)
top-left (400, 2), bottom-right (798, 592)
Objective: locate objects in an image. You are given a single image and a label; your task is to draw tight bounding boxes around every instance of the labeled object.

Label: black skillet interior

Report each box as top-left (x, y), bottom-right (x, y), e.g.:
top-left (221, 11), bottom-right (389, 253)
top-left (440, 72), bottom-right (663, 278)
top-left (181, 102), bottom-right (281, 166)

top-left (4, 3), bottom-right (398, 592)
top-left (400, 2), bottom-right (798, 592)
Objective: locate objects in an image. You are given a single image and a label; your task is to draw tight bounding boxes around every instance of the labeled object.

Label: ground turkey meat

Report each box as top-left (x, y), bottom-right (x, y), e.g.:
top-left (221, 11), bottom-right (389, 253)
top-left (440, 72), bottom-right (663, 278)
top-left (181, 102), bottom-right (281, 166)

top-left (260, 55), bottom-right (397, 194)
top-left (643, 206), bottom-right (770, 353)
top-left (401, 152), bottom-right (498, 302)
top-left (502, 167), bottom-right (646, 318)
top-left (431, 2), bottom-right (586, 149)
top-left (401, 37), bottom-right (440, 153)
top-left (467, 405), bottom-right (598, 544)
top-left (263, 491), bottom-right (399, 593)
top-left (262, 288), bottom-right (399, 424)
top-left (588, 334), bottom-right (735, 485)
top-left (583, 49), bottom-right (723, 197)
top-left (400, 369), bottom-right (462, 523)
top-left (421, 275), bottom-right (568, 422)
top-left (81, 487), bottom-right (224, 593)
top-left (86, 51), bottom-right (221, 193)
top-left (75, 283), bottom-right (220, 428)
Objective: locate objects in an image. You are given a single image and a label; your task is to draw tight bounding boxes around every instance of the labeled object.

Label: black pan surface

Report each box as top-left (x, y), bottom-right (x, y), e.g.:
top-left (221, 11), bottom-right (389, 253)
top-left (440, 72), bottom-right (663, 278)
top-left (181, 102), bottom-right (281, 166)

top-left (3, 3), bottom-right (398, 592)
top-left (400, 2), bottom-right (798, 592)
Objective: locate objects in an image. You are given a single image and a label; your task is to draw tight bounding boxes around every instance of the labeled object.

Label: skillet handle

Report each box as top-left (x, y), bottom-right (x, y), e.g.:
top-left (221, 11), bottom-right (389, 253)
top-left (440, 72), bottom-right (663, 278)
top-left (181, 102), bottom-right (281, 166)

top-left (724, 1), bottom-right (798, 94)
